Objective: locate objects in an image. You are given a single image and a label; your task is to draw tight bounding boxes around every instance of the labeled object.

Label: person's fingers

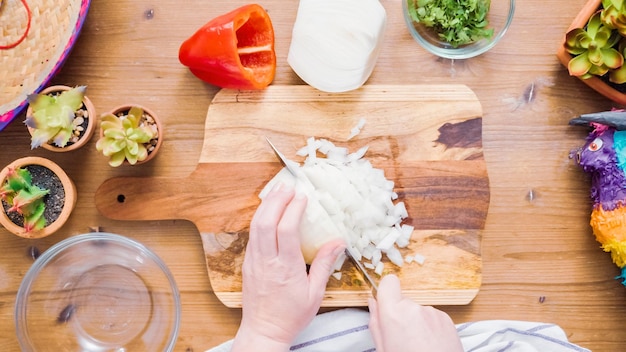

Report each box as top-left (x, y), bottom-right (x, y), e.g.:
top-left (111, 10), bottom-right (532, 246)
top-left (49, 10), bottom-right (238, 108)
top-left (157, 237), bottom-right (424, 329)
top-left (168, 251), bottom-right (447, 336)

top-left (276, 192), bottom-right (307, 261)
top-left (307, 239), bottom-right (345, 300)
top-left (249, 182), bottom-right (295, 257)
top-left (376, 274), bottom-right (403, 309)
top-left (368, 297), bottom-right (384, 352)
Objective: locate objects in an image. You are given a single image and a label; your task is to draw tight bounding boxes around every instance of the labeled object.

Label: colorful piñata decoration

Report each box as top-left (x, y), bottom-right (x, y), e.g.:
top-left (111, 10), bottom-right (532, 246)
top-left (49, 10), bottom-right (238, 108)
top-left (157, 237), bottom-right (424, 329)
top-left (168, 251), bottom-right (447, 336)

top-left (570, 110), bottom-right (626, 286)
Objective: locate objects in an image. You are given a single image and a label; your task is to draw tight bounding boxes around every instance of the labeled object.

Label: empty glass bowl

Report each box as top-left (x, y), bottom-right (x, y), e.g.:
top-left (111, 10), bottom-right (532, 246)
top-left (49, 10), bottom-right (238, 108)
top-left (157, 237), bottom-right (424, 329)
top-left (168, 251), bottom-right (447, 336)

top-left (403, 0), bottom-right (515, 59)
top-left (15, 233), bottom-right (181, 351)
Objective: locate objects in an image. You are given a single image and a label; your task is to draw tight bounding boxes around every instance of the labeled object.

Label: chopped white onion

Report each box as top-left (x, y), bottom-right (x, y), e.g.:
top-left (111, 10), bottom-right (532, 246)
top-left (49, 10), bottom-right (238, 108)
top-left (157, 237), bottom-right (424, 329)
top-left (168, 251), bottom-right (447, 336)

top-left (413, 253), bottom-right (426, 265)
top-left (385, 247), bottom-right (404, 268)
top-left (371, 248), bottom-right (382, 267)
top-left (375, 227), bottom-right (401, 251)
top-left (333, 253), bottom-right (347, 271)
top-left (348, 118), bottom-right (366, 140)
top-left (374, 262), bottom-right (385, 276)
top-left (260, 137), bottom-right (413, 271)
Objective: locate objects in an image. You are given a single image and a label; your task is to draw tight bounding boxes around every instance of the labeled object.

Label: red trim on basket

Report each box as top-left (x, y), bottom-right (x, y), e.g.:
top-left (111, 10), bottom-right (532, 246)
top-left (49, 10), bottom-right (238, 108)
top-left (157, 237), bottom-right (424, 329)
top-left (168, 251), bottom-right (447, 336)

top-left (0, 0), bottom-right (32, 50)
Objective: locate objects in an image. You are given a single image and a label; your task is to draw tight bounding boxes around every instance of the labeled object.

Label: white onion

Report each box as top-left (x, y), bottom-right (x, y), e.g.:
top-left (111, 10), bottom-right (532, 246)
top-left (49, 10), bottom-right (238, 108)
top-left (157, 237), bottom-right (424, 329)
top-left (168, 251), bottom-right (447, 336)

top-left (413, 253), bottom-right (426, 265)
top-left (374, 262), bottom-right (385, 276)
top-left (348, 118), bottom-right (366, 140)
top-left (259, 137), bottom-right (413, 273)
top-left (287, 0), bottom-right (387, 92)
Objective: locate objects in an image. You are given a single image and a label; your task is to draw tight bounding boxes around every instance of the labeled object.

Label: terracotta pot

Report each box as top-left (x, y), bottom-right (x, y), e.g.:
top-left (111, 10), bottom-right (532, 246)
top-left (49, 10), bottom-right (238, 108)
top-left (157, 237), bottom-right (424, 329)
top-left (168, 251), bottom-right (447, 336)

top-left (0, 157), bottom-right (77, 239)
top-left (99, 104), bottom-right (163, 166)
top-left (26, 85), bottom-right (97, 152)
top-left (556, 0), bottom-right (626, 105)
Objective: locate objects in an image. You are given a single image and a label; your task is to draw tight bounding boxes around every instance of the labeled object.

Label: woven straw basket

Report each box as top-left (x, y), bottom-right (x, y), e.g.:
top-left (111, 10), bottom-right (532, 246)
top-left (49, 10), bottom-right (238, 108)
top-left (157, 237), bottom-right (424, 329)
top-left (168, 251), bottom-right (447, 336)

top-left (0, 0), bottom-right (91, 131)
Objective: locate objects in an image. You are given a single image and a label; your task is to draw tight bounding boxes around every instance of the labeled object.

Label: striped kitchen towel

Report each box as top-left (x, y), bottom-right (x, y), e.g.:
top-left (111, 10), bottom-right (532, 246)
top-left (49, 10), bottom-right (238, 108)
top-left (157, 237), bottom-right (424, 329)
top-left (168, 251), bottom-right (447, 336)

top-left (206, 308), bottom-right (590, 352)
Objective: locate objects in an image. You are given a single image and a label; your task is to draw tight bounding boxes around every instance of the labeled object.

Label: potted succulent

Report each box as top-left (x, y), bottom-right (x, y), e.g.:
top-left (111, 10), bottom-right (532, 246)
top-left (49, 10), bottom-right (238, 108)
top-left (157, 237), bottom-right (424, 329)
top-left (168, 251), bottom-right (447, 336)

top-left (25, 85), bottom-right (97, 152)
top-left (95, 105), bottom-right (163, 167)
top-left (557, 0), bottom-right (626, 104)
top-left (0, 157), bottom-right (77, 239)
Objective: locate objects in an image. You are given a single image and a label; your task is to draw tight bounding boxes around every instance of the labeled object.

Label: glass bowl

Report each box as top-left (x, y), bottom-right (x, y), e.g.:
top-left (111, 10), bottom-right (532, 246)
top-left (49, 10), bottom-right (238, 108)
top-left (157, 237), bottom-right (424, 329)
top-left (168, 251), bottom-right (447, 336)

top-left (402, 0), bottom-right (515, 59)
top-left (15, 233), bottom-right (181, 351)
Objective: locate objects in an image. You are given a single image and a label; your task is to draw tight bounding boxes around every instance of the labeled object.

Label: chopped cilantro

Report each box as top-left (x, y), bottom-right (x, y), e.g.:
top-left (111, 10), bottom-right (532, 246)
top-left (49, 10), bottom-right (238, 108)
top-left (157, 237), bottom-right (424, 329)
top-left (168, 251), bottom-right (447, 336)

top-left (408, 0), bottom-right (494, 48)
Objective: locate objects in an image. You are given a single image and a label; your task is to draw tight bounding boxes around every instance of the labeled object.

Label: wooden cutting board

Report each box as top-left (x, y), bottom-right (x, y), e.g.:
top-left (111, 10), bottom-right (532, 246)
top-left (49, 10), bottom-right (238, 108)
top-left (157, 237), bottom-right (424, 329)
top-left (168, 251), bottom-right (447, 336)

top-left (95, 84), bottom-right (489, 308)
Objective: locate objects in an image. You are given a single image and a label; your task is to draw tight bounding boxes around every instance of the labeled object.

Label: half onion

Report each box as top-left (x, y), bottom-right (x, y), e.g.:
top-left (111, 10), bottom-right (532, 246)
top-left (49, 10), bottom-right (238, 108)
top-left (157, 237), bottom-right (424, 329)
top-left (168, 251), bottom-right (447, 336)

top-left (260, 137), bottom-right (412, 275)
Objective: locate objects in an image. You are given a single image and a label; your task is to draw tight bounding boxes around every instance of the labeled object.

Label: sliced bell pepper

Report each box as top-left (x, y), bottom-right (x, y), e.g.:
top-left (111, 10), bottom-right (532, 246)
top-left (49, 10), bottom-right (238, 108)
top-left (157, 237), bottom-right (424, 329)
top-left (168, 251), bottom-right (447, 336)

top-left (179, 4), bottom-right (276, 90)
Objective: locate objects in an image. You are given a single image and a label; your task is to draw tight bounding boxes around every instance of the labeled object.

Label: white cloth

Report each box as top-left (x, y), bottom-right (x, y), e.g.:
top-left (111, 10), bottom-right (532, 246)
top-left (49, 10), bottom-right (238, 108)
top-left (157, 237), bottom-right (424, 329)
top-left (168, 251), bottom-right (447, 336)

top-left (206, 308), bottom-right (590, 352)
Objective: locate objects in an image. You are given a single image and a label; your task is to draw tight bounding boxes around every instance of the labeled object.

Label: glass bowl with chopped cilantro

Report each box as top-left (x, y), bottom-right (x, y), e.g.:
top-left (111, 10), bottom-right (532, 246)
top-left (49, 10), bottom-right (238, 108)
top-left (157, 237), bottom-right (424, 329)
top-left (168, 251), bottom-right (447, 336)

top-left (403, 0), bottom-right (515, 59)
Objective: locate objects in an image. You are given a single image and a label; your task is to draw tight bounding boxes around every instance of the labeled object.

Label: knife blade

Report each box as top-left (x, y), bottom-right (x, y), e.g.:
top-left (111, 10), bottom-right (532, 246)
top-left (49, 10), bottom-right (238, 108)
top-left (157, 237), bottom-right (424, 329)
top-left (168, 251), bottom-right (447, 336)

top-left (344, 248), bottom-right (378, 297)
top-left (265, 136), bottom-right (378, 296)
top-left (265, 137), bottom-right (305, 179)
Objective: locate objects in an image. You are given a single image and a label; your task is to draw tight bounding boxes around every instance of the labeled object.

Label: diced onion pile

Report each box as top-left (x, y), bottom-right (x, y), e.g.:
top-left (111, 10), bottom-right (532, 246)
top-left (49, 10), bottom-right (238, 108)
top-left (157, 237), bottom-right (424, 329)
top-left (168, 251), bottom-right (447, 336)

top-left (261, 134), bottom-right (424, 276)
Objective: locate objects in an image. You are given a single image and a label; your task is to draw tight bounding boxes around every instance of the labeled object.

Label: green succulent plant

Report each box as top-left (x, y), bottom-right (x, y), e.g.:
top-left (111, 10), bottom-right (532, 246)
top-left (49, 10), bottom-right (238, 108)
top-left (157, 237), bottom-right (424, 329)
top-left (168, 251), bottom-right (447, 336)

top-left (24, 86), bottom-right (86, 149)
top-left (565, 11), bottom-right (623, 80)
top-left (96, 106), bottom-right (158, 167)
top-left (0, 167), bottom-right (49, 233)
top-left (563, 1), bottom-right (626, 85)
top-left (601, 0), bottom-right (626, 35)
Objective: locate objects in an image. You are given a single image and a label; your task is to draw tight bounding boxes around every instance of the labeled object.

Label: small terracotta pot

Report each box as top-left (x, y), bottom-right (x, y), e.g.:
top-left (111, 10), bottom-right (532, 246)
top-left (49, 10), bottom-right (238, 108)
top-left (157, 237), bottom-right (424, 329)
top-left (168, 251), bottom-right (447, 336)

top-left (99, 104), bottom-right (163, 166)
top-left (0, 157), bottom-right (77, 239)
top-left (556, 0), bottom-right (626, 104)
top-left (26, 85), bottom-right (97, 152)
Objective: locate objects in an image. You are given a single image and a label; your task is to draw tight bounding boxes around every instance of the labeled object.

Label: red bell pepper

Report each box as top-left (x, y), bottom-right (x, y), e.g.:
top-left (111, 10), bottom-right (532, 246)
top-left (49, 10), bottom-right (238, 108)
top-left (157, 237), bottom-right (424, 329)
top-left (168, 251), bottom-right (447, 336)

top-left (179, 4), bottom-right (276, 90)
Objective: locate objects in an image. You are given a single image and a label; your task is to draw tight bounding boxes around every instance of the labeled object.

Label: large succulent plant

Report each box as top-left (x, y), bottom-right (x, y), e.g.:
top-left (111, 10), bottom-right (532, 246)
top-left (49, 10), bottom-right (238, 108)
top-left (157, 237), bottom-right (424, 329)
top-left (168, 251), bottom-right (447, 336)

top-left (564, 0), bottom-right (626, 84)
top-left (95, 106), bottom-right (157, 167)
top-left (565, 12), bottom-right (623, 79)
top-left (0, 167), bottom-right (49, 232)
top-left (24, 86), bottom-right (86, 149)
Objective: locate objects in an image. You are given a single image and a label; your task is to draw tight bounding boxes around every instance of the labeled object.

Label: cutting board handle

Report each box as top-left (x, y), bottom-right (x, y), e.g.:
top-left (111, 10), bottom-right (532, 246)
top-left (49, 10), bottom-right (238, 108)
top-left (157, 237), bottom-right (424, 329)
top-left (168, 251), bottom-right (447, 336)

top-left (96, 175), bottom-right (190, 221)
top-left (95, 162), bottom-right (283, 232)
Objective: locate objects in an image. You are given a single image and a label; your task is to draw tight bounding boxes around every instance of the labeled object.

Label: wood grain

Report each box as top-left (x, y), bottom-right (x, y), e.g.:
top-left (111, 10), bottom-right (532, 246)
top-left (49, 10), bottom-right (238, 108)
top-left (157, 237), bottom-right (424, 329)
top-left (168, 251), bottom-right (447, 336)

top-left (95, 84), bottom-right (489, 307)
top-left (2, 0), bottom-right (626, 350)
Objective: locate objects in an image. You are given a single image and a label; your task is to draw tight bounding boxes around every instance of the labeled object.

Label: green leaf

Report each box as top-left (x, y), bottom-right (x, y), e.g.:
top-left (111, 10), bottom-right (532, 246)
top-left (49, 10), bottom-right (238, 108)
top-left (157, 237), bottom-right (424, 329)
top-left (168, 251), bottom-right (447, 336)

top-left (602, 47), bottom-right (624, 68)
top-left (26, 93), bottom-right (55, 112)
top-left (610, 63), bottom-right (626, 83)
top-left (23, 202), bottom-right (46, 232)
top-left (588, 12), bottom-right (603, 37)
top-left (55, 86), bottom-right (86, 111)
top-left (569, 53), bottom-right (593, 76)
top-left (101, 114), bottom-right (123, 126)
top-left (109, 151), bottom-right (126, 167)
top-left (127, 106), bottom-right (144, 127)
top-left (103, 139), bottom-right (126, 156)
top-left (126, 139), bottom-right (139, 155)
top-left (125, 148), bottom-right (139, 165)
top-left (30, 127), bottom-right (59, 149)
top-left (52, 128), bottom-right (72, 147)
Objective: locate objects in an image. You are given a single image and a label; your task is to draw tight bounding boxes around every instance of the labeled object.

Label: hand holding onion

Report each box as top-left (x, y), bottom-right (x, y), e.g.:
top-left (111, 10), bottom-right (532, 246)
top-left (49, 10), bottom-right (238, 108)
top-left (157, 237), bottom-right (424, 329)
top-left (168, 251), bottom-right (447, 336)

top-left (231, 182), bottom-right (345, 351)
top-left (368, 275), bottom-right (463, 352)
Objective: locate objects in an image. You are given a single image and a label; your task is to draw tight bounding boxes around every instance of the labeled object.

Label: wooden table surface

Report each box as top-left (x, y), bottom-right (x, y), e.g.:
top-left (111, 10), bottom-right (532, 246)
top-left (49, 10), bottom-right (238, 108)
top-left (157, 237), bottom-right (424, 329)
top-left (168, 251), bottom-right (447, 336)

top-left (2, 0), bottom-right (625, 350)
